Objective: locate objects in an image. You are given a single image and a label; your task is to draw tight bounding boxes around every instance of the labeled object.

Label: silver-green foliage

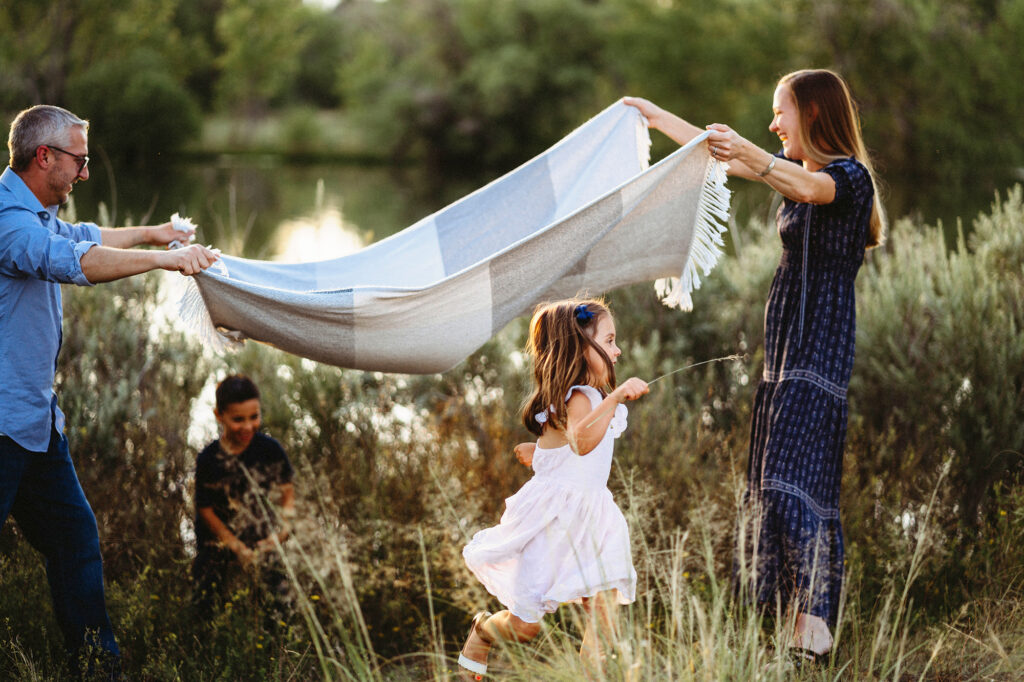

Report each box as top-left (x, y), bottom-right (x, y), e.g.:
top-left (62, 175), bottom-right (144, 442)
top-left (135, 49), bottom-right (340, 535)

top-left (852, 186), bottom-right (1024, 530)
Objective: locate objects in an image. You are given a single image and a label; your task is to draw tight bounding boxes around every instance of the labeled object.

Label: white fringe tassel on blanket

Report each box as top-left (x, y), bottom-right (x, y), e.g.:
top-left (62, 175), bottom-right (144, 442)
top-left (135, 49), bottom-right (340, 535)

top-left (178, 101), bottom-right (730, 374)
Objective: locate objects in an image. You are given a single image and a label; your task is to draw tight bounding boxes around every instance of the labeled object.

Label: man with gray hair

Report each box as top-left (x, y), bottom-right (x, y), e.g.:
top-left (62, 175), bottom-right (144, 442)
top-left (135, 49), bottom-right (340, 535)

top-left (0, 104), bottom-right (219, 675)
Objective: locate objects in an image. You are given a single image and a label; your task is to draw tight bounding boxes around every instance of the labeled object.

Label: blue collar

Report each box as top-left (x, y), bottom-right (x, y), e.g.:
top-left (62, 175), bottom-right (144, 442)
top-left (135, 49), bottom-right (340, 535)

top-left (1, 166), bottom-right (58, 222)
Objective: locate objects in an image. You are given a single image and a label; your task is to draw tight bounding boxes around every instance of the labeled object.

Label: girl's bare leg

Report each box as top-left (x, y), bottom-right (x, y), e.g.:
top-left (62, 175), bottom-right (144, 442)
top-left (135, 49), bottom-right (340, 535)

top-left (580, 590), bottom-right (620, 676)
top-left (485, 610), bottom-right (543, 642)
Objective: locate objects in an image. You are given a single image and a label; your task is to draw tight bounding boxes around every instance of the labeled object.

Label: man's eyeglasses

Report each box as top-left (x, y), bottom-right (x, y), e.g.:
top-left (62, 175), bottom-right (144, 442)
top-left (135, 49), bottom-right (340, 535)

top-left (43, 145), bottom-right (89, 174)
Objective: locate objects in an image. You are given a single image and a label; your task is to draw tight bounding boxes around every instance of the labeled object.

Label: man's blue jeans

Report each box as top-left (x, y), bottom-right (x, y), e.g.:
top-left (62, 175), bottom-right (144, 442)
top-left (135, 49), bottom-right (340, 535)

top-left (0, 429), bottom-right (120, 662)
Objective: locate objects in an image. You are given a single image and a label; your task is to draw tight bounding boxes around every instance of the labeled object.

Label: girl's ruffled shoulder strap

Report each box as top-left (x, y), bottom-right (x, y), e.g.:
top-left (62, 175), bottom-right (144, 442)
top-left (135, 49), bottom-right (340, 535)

top-left (564, 384), bottom-right (603, 408)
top-left (537, 384), bottom-right (602, 423)
top-left (568, 385), bottom-right (628, 438)
top-left (539, 386), bottom-right (628, 438)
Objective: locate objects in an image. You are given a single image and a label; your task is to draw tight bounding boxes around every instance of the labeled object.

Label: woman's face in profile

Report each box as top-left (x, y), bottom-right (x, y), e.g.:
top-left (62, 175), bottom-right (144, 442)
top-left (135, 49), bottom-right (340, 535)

top-left (769, 84), bottom-right (804, 161)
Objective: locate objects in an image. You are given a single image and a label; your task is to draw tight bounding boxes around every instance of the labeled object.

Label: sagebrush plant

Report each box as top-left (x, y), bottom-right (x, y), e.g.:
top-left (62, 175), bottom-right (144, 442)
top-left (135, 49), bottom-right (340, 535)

top-left (1, 189), bottom-right (1022, 679)
top-left (850, 185), bottom-right (1024, 611)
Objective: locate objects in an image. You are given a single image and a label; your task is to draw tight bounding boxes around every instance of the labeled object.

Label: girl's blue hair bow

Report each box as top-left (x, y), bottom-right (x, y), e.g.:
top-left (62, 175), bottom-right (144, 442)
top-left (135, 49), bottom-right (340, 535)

top-left (574, 304), bottom-right (594, 325)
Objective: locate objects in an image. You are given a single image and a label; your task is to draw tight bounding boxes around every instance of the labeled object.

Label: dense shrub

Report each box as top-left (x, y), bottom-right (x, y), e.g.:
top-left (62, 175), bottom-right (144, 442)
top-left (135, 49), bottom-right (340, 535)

top-left (337, 0), bottom-right (609, 171)
top-left (851, 190), bottom-right (1024, 528)
top-left (67, 49), bottom-right (202, 165)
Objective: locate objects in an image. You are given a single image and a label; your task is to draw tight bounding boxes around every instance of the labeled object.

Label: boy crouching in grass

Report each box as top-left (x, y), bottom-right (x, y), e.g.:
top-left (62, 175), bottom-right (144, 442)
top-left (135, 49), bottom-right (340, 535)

top-left (192, 374), bottom-right (296, 619)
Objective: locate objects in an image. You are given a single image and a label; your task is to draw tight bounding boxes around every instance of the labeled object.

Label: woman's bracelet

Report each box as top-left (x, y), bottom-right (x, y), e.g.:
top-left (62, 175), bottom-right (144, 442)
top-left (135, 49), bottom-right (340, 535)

top-left (757, 156), bottom-right (776, 177)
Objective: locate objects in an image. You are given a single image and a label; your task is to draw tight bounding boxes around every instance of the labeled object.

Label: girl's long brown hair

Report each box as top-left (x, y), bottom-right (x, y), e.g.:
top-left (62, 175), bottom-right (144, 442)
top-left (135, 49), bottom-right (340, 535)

top-left (779, 69), bottom-right (887, 248)
top-left (521, 298), bottom-right (616, 436)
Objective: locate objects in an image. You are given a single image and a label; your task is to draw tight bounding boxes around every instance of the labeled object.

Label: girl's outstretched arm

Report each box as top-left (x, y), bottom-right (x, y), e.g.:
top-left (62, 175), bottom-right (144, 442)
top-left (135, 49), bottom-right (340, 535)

top-left (566, 378), bottom-right (649, 455)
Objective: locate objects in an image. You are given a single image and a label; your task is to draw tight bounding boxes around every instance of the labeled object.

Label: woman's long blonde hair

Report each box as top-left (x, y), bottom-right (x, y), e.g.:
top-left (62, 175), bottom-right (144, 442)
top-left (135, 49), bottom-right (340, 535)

top-left (780, 69), bottom-right (887, 248)
top-left (521, 298), bottom-right (616, 437)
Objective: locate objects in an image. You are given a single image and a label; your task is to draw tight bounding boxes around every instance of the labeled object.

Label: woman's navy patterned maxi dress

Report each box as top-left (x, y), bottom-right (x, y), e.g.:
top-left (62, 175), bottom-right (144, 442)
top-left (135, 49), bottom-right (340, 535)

top-left (743, 156), bottom-right (874, 627)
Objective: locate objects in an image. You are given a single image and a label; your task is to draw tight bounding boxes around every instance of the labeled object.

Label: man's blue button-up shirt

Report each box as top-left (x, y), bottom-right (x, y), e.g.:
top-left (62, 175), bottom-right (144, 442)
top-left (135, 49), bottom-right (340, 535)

top-left (0, 166), bottom-right (100, 452)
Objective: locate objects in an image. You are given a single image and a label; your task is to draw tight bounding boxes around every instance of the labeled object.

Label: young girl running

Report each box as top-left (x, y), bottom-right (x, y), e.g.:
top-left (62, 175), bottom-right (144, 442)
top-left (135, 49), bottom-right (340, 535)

top-left (459, 298), bottom-right (649, 678)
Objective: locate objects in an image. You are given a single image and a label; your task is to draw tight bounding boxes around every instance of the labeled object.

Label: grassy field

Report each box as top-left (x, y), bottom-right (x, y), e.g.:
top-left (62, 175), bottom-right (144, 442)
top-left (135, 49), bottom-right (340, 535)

top-left (1, 188), bottom-right (1022, 680)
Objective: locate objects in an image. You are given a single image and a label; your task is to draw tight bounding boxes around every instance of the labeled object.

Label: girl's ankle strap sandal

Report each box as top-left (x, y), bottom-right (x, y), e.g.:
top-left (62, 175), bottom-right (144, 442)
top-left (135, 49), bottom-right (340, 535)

top-left (458, 611), bottom-right (493, 678)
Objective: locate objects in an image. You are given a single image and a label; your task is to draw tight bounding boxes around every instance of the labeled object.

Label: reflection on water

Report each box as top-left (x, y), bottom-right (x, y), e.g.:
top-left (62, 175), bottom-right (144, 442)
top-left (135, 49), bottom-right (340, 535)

top-left (66, 156), bottom-right (451, 262)
top-left (274, 205), bottom-right (367, 262)
top-left (273, 180), bottom-right (369, 262)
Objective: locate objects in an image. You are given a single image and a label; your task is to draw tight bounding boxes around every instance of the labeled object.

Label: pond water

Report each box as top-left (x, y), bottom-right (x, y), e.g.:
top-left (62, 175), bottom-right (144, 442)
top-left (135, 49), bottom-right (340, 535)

top-left (66, 157), bottom-right (478, 261)
top-left (65, 154), bottom-right (1013, 268)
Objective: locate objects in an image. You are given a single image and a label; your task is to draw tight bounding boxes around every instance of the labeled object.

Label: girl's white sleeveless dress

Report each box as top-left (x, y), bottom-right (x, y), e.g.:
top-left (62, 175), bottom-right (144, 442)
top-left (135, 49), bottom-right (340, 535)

top-left (462, 385), bottom-right (637, 622)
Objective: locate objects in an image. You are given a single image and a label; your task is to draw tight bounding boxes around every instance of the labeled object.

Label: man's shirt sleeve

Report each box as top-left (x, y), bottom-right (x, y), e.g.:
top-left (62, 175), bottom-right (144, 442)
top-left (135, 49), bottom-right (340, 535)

top-left (56, 216), bottom-right (101, 244)
top-left (0, 207), bottom-right (98, 285)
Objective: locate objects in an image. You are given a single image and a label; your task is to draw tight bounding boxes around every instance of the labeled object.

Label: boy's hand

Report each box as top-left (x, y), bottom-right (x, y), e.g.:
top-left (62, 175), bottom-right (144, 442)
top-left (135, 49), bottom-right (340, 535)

top-left (232, 541), bottom-right (256, 568)
top-left (514, 442), bottom-right (536, 467)
top-left (612, 377), bottom-right (649, 403)
top-left (255, 529), bottom-right (288, 553)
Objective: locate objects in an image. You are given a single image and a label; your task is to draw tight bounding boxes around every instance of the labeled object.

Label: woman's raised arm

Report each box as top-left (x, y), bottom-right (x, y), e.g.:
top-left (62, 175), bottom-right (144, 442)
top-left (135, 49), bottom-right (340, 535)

top-left (622, 97), bottom-right (704, 147)
top-left (705, 123), bottom-right (837, 204)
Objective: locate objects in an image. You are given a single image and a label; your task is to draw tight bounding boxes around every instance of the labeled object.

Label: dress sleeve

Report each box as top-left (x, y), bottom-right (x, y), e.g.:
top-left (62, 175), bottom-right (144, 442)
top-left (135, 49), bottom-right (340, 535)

top-left (565, 384), bottom-right (602, 408)
top-left (821, 158), bottom-right (873, 208)
top-left (564, 385), bottom-right (628, 438)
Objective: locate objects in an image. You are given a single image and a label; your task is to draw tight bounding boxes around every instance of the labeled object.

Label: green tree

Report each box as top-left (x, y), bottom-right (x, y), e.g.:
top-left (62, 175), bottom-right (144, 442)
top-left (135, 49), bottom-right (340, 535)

top-left (0, 0), bottom-right (203, 163)
top-left (214, 0), bottom-right (311, 115)
top-left (604, 0), bottom-right (804, 157)
top-left (171, 0), bottom-right (226, 110)
top-left (293, 8), bottom-right (347, 108)
top-left (804, 0), bottom-right (1024, 219)
top-left (0, 1), bottom-right (76, 107)
top-left (67, 49), bottom-right (202, 164)
top-left (338, 0), bottom-right (610, 170)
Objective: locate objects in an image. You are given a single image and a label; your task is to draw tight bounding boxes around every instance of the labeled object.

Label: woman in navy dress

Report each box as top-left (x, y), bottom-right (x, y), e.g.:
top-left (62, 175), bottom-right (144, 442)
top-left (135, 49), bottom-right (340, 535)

top-left (625, 69), bottom-right (885, 659)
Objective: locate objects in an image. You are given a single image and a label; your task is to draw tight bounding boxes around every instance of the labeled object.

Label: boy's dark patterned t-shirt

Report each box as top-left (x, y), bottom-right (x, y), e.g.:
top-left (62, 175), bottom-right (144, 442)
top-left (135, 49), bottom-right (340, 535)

top-left (194, 432), bottom-right (294, 549)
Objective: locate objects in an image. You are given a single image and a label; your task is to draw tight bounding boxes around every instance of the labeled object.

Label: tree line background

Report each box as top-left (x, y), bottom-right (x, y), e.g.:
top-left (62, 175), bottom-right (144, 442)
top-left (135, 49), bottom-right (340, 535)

top-left (2, 0), bottom-right (1024, 678)
top-left (2, 0), bottom-right (1023, 221)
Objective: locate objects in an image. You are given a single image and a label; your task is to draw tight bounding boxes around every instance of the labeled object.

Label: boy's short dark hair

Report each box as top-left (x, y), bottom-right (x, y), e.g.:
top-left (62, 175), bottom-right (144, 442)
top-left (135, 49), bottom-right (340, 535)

top-left (215, 374), bottom-right (260, 412)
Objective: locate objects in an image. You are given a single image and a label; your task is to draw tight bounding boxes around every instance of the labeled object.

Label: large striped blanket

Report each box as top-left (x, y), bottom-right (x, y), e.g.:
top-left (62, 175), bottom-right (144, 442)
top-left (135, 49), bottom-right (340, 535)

top-left (179, 102), bottom-right (729, 373)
